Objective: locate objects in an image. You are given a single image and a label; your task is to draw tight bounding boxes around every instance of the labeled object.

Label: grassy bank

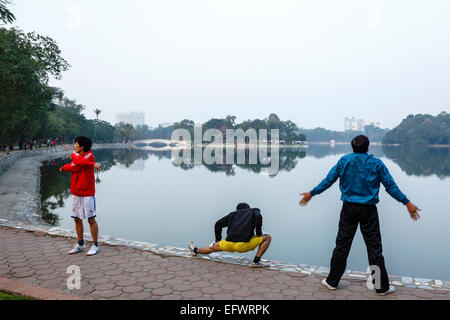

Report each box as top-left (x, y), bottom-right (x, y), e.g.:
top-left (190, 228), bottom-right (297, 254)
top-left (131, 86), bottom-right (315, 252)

top-left (0, 290), bottom-right (34, 300)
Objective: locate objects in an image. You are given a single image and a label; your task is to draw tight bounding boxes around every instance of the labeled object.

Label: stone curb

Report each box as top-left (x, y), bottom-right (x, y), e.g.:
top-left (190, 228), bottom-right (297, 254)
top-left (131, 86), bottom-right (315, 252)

top-left (1, 221), bottom-right (449, 292)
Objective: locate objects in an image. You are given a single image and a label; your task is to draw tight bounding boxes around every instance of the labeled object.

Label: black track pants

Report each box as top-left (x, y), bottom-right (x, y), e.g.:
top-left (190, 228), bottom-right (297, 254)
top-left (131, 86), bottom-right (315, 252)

top-left (326, 202), bottom-right (390, 293)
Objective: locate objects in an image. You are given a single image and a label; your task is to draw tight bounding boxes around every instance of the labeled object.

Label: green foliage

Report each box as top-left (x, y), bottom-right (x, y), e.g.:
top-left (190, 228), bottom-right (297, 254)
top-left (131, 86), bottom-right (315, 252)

top-left (33, 96), bottom-right (114, 143)
top-left (133, 124), bottom-right (173, 140)
top-left (298, 125), bottom-right (389, 143)
top-left (235, 116), bottom-right (306, 143)
top-left (0, 26), bottom-right (70, 143)
top-left (91, 119), bottom-right (114, 143)
top-left (0, 290), bottom-right (34, 300)
top-left (94, 108), bottom-right (101, 119)
top-left (173, 119), bottom-right (195, 139)
top-left (382, 111), bottom-right (449, 145)
top-left (0, 0), bottom-right (15, 24)
top-left (114, 122), bottom-right (141, 142)
top-left (171, 114), bottom-right (306, 144)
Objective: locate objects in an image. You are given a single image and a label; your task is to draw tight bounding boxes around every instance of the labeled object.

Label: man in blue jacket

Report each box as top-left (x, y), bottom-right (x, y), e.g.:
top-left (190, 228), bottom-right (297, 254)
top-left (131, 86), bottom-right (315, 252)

top-left (299, 135), bottom-right (420, 295)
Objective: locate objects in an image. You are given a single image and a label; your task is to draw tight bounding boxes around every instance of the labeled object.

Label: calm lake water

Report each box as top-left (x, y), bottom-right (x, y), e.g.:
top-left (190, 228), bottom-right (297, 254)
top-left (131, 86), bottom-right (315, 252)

top-left (40, 144), bottom-right (450, 281)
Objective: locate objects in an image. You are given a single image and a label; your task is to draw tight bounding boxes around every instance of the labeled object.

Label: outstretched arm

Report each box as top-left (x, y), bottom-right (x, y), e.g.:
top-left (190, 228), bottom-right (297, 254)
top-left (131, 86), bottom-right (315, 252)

top-left (310, 163), bottom-right (339, 196)
top-left (379, 161), bottom-right (421, 221)
top-left (378, 162), bottom-right (409, 204)
top-left (60, 162), bottom-right (82, 172)
top-left (300, 162), bottom-right (339, 206)
top-left (60, 162), bottom-right (102, 172)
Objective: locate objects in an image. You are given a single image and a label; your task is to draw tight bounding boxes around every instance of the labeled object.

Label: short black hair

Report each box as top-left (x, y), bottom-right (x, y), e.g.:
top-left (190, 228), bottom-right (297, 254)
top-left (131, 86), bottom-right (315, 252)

top-left (236, 203), bottom-right (250, 211)
top-left (74, 136), bottom-right (92, 152)
top-left (351, 135), bottom-right (369, 153)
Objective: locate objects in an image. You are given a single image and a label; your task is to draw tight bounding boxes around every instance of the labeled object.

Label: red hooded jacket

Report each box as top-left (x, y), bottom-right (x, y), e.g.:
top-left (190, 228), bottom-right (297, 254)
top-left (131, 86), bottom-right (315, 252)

top-left (60, 151), bottom-right (96, 197)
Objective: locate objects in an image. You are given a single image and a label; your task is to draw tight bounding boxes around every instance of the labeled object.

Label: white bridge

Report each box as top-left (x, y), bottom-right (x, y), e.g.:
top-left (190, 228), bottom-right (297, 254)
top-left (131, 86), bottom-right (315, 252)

top-left (131, 139), bottom-right (191, 151)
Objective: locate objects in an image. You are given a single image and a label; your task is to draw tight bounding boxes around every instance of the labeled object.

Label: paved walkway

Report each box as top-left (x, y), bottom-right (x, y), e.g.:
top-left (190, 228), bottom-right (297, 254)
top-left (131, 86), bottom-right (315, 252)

top-left (1, 226), bottom-right (449, 300)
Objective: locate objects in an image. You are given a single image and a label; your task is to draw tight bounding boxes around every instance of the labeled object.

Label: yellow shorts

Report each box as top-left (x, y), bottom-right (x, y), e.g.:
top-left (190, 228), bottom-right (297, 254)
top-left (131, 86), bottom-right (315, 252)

top-left (218, 236), bottom-right (263, 253)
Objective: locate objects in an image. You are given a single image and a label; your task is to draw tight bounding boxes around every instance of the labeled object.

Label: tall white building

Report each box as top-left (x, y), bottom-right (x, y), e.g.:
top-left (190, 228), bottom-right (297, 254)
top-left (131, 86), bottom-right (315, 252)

top-left (356, 118), bottom-right (365, 131)
top-left (115, 112), bottom-right (145, 127)
top-left (344, 117), bottom-right (365, 131)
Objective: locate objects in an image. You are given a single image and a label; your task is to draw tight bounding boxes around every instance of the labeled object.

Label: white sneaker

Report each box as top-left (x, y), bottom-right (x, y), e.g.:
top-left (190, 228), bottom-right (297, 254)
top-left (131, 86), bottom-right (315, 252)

top-left (86, 245), bottom-right (99, 256)
top-left (188, 241), bottom-right (197, 256)
top-left (250, 261), bottom-right (270, 268)
top-left (321, 279), bottom-right (337, 290)
top-left (377, 286), bottom-right (396, 296)
top-left (68, 243), bottom-right (86, 254)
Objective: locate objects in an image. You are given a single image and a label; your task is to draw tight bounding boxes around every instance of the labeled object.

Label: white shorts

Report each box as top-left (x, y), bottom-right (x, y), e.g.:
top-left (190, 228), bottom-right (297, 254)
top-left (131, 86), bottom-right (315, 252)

top-left (72, 196), bottom-right (96, 220)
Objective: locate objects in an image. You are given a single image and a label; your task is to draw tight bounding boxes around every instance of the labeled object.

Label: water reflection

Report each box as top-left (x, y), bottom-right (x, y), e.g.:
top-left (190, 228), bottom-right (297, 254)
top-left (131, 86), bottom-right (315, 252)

top-left (40, 158), bottom-right (70, 225)
top-left (382, 145), bottom-right (450, 179)
top-left (305, 144), bottom-right (384, 159)
top-left (40, 145), bottom-right (449, 225)
top-left (171, 147), bottom-right (306, 176)
top-left (39, 149), bottom-right (149, 225)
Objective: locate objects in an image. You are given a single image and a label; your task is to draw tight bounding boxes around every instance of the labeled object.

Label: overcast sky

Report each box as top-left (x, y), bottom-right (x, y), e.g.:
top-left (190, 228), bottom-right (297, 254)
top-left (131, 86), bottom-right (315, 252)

top-left (10, 0), bottom-right (450, 130)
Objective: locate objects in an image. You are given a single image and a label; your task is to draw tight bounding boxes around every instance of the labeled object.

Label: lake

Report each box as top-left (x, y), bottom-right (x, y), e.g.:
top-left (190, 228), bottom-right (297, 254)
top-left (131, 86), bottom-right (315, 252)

top-left (40, 144), bottom-right (450, 281)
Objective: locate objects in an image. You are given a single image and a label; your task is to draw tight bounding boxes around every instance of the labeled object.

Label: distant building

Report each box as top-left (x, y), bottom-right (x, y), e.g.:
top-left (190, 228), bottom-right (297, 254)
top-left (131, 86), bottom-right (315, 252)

top-left (356, 119), bottom-right (365, 131)
top-left (345, 117), bottom-right (365, 131)
top-left (369, 122), bottom-right (381, 128)
top-left (115, 112), bottom-right (145, 127)
top-left (344, 117), bottom-right (354, 131)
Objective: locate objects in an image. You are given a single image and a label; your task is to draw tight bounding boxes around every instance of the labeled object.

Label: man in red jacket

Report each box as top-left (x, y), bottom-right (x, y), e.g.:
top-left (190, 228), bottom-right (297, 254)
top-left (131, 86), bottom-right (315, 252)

top-left (60, 136), bottom-right (102, 256)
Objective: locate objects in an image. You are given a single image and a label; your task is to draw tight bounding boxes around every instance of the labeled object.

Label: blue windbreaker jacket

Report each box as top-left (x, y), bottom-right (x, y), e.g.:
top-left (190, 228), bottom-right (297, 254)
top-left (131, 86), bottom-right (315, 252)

top-left (310, 152), bottom-right (409, 205)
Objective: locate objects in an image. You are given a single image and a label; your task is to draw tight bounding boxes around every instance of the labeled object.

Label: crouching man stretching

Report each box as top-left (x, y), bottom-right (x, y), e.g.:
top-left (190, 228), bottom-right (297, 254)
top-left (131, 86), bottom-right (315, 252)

top-left (188, 203), bottom-right (272, 268)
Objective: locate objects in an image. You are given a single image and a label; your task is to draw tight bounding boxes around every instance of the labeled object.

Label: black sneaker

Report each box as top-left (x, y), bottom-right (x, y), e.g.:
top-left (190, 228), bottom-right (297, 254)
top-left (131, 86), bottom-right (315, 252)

top-left (188, 241), bottom-right (197, 256)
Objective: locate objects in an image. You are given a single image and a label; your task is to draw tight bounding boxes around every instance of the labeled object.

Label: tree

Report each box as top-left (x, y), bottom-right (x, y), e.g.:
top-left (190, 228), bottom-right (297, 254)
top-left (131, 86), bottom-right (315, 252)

top-left (382, 112), bottom-right (449, 145)
top-left (90, 120), bottom-right (114, 143)
top-left (0, 0), bottom-right (15, 25)
top-left (0, 27), bottom-right (70, 144)
top-left (94, 108), bottom-right (101, 120)
top-left (173, 119), bottom-right (195, 139)
top-left (114, 123), bottom-right (137, 143)
top-left (268, 113), bottom-right (281, 124)
top-left (93, 108), bottom-right (101, 142)
top-left (224, 115), bottom-right (236, 128)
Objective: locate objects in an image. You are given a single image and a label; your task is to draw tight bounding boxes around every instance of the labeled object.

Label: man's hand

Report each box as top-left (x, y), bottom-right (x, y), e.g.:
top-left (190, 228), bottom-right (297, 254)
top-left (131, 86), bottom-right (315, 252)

top-left (406, 202), bottom-right (421, 221)
top-left (94, 163), bottom-right (102, 171)
top-left (59, 167), bottom-right (63, 172)
top-left (299, 192), bottom-right (312, 206)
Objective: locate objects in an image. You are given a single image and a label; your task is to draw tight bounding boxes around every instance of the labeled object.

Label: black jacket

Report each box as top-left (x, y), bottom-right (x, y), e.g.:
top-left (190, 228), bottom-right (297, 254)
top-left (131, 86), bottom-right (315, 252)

top-left (214, 208), bottom-right (263, 243)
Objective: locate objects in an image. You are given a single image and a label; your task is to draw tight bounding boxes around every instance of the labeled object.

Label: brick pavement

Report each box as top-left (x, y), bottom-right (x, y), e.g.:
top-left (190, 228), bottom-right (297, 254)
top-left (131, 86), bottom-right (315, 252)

top-left (1, 226), bottom-right (449, 300)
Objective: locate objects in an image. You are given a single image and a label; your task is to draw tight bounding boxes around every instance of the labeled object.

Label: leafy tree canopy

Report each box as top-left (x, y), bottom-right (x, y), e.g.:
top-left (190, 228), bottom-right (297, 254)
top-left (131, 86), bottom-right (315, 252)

top-left (382, 111), bottom-right (449, 145)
